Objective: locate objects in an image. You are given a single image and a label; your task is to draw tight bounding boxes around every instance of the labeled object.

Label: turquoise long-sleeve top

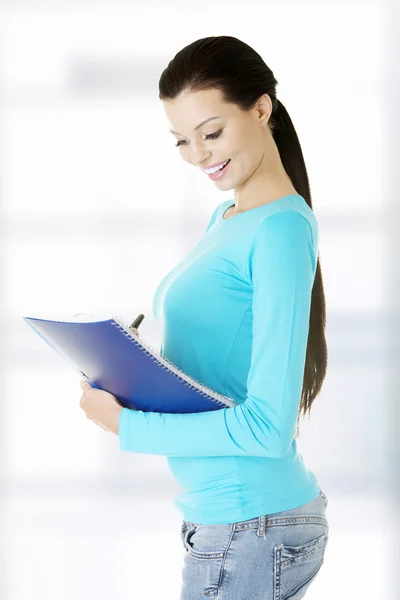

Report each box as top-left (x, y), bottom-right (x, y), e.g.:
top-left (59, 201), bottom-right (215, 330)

top-left (118, 193), bottom-right (321, 524)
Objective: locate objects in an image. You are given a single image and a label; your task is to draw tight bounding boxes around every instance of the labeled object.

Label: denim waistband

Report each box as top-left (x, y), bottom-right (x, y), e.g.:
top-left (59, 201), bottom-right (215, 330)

top-left (184, 490), bottom-right (328, 538)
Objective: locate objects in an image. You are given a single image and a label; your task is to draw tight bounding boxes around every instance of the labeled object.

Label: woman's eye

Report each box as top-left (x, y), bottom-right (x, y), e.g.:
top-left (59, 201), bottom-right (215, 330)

top-left (206, 129), bottom-right (223, 141)
top-left (175, 129), bottom-right (223, 147)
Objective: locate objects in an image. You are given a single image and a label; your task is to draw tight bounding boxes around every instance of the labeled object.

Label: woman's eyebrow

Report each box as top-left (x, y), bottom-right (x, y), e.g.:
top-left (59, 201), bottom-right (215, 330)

top-left (169, 116), bottom-right (222, 135)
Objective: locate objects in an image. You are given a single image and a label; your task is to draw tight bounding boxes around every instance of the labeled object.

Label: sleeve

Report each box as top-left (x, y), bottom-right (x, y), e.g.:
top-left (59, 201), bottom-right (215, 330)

top-left (118, 211), bottom-right (316, 458)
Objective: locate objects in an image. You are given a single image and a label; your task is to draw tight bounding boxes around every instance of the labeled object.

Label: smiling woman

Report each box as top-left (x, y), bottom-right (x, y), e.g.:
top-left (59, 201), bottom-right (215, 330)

top-left (162, 82), bottom-right (303, 214)
top-left (117, 34), bottom-right (329, 600)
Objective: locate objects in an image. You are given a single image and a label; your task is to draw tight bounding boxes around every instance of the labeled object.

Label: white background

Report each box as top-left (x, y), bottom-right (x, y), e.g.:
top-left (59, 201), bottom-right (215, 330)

top-left (1, 1), bottom-right (399, 598)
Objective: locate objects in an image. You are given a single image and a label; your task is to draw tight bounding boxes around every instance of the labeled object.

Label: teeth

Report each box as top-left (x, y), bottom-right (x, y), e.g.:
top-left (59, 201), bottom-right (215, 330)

top-left (203, 160), bottom-right (229, 174)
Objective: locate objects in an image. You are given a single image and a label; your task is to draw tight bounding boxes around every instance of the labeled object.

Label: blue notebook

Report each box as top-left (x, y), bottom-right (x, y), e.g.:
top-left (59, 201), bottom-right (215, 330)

top-left (23, 314), bottom-right (236, 413)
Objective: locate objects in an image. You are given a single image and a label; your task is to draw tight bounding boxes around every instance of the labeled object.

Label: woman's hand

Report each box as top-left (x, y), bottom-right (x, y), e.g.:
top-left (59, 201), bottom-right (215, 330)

top-left (79, 380), bottom-right (124, 435)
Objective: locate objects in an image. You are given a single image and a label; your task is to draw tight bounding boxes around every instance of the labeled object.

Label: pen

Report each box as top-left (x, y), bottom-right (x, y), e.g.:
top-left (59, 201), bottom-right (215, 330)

top-left (129, 313), bottom-right (145, 333)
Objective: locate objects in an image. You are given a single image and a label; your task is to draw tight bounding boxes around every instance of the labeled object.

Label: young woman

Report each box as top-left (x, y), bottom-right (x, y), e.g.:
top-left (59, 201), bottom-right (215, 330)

top-left (80, 35), bottom-right (329, 600)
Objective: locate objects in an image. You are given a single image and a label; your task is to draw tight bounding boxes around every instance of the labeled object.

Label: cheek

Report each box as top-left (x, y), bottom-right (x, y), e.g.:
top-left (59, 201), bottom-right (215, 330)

top-left (179, 148), bottom-right (191, 160)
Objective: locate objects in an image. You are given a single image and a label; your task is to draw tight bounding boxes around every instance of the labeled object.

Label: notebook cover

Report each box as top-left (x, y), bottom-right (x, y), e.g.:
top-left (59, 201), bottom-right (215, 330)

top-left (23, 315), bottom-right (237, 413)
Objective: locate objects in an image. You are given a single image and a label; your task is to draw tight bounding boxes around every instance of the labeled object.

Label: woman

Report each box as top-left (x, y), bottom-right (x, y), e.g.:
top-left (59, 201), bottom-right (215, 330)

top-left (80, 35), bottom-right (329, 600)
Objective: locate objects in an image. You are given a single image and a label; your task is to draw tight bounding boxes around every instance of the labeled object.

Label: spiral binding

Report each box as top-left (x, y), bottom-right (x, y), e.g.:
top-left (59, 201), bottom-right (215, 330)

top-left (110, 315), bottom-right (237, 409)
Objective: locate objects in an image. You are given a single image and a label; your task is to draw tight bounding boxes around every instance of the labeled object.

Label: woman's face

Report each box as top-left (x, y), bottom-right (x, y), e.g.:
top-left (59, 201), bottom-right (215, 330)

top-left (163, 87), bottom-right (272, 190)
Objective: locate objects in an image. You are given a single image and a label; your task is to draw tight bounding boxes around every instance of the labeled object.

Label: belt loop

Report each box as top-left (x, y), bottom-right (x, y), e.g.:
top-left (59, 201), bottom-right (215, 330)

top-left (257, 514), bottom-right (267, 537)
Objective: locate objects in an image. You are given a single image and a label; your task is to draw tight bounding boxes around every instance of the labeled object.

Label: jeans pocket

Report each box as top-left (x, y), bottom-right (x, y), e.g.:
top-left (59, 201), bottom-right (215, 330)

top-left (180, 522), bottom-right (234, 597)
top-left (274, 530), bottom-right (328, 600)
top-left (181, 523), bottom-right (233, 560)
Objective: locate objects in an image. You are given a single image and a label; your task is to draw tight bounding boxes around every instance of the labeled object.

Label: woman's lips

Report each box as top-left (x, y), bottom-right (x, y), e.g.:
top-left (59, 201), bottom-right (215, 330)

top-left (206, 159), bottom-right (231, 180)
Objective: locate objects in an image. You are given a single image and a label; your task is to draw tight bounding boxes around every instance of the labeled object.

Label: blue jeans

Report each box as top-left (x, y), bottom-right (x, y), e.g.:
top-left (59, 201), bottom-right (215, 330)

top-left (180, 490), bottom-right (329, 600)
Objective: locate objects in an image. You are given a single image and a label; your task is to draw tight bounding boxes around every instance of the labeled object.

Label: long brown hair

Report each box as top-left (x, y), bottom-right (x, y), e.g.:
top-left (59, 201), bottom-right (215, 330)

top-left (158, 35), bottom-right (328, 434)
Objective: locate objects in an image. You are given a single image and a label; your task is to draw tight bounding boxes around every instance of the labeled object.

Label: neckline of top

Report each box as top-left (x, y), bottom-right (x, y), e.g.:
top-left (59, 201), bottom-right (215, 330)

top-left (219, 194), bottom-right (306, 222)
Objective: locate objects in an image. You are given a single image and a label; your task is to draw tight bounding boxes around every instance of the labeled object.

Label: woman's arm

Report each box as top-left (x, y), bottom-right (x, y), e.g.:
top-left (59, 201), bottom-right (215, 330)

top-left (119, 211), bottom-right (317, 458)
